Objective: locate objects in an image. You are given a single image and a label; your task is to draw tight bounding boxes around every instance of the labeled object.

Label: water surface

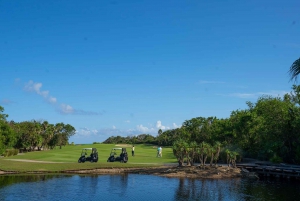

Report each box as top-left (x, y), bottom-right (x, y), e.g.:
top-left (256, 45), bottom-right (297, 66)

top-left (0, 174), bottom-right (299, 201)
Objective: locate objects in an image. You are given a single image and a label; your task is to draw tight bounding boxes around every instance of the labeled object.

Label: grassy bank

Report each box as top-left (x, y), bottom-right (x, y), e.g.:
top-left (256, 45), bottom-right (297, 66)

top-left (0, 144), bottom-right (177, 172)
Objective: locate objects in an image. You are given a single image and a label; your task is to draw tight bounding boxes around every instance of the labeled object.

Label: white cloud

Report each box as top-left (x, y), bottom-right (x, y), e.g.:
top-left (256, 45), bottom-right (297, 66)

top-left (60, 104), bottom-right (74, 114)
top-left (172, 123), bottom-right (181, 128)
top-left (125, 120), bottom-right (130, 123)
top-left (136, 124), bottom-right (155, 133)
top-left (75, 127), bottom-right (99, 137)
top-left (156, 120), bottom-right (170, 130)
top-left (23, 80), bottom-right (102, 115)
top-left (156, 121), bottom-right (164, 129)
top-left (112, 125), bottom-right (116, 129)
top-left (24, 80), bottom-right (56, 104)
top-left (48, 96), bottom-right (57, 104)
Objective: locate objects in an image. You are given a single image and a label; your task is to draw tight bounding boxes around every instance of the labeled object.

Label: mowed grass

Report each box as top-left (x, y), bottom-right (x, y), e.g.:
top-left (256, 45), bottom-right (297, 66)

top-left (0, 144), bottom-right (177, 172)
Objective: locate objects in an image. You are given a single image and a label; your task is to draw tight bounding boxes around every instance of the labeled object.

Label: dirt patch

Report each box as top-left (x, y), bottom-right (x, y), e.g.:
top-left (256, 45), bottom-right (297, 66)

top-left (64, 165), bottom-right (242, 179)
top-left (115, 144), bottom-right (132, 147)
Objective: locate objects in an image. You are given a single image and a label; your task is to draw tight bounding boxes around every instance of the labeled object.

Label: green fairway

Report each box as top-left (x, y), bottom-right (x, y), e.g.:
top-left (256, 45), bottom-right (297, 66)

top-left (0, 144), bottom-right (177, 172)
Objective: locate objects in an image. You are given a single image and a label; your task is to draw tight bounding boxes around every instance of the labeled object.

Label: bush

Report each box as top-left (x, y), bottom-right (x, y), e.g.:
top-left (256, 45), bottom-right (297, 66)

top-left (2, 149), bottom-right (19, 157)
top-left (13, 149), bottom-right (19, 155)
top-left (219, 144), bottom-right (244, 163)
top-left (270, 153), bottom-right (283, 163)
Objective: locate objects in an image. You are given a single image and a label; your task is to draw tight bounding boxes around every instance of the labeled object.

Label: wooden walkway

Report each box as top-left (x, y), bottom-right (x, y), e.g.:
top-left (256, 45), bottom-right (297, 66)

top-left (236, 162), bottom-right (300, 179)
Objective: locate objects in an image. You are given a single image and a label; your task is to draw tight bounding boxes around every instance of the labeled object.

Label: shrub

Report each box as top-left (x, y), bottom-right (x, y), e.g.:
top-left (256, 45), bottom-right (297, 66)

top-left (219, 144), bottom-right (244, 163)
top-left (270, 153), bottom-right (283, 163)
top-left (2, 149), bottom-right (19, 157)
top-left (13, 149), bottom-right (19, 155)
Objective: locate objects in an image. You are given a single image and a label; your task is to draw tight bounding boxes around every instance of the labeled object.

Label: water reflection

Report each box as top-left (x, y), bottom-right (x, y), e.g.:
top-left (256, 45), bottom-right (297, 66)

top-left (0, 174), bottom-right (68, 188)
top-left (0, 174), bottom-right (299, 201)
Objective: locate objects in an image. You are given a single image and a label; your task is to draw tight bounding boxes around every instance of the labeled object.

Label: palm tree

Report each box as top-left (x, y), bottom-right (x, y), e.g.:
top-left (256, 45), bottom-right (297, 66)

top-left (289, 57), bottom-right (300, 82)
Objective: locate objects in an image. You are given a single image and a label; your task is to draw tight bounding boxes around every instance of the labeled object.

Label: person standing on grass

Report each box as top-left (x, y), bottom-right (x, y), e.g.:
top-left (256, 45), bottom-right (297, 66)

top-left (159, 146), bottom-right (162, 157)
top-left (132, 145), bottom-right (135, 156)
top-left (157, 146), bottom-right (161, 157)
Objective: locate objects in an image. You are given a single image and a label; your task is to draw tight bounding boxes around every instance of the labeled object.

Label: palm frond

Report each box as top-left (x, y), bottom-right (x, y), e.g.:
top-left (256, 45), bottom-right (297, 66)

top-left (289, 57), bottom-right (300, 82)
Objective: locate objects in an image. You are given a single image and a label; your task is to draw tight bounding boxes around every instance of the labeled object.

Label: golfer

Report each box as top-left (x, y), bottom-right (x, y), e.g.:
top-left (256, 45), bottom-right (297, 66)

top-left (132, 145), bottom-right (135, 156)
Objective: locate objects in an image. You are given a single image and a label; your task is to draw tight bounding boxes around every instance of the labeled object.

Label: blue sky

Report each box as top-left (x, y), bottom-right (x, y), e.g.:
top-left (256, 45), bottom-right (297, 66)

top-left (1, 0), bottom-right (299, 144)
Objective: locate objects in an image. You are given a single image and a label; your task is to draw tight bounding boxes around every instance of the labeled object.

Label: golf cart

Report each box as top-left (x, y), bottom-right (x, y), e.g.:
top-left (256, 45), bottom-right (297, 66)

top-left (107, 148), bottom-right (128, 163)
top-left (78, 148), bottom-right (98, 163)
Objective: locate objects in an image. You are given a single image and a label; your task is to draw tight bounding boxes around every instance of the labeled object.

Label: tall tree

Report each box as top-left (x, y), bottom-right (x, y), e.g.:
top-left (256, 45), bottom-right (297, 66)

top-left (0, 106), bottom-right (16, 155)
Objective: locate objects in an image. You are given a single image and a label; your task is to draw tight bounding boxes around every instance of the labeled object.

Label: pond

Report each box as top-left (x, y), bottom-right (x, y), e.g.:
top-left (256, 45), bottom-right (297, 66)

top-left (0, 174), bottom-right (299, 201)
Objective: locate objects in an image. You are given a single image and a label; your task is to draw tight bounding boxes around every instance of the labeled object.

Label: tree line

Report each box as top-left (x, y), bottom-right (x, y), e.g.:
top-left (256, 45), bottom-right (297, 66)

top-left (103, 85), bottom-right (300, 165)
top-left (162, 85), bottom-right (300, 165)
top-left (0, 106), bottom-right (75, 155)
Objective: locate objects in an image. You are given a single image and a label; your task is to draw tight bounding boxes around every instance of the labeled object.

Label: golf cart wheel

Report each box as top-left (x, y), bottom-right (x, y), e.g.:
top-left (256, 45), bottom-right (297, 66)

top-left (78, 159), bottom-right (81, 163)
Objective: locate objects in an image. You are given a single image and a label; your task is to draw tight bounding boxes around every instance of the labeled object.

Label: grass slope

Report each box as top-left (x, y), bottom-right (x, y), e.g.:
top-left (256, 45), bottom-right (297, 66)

top-left (0, 144), bottom-right (177, 172)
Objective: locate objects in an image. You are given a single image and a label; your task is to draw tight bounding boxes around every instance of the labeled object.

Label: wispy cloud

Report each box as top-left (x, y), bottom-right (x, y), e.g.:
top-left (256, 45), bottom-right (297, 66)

top-left (24, 80), bottom-right (55, 103)
top-left (198, 80), bottom-right (226, 84)
top-left (23, 80), bottom-right (102, 115)
top-left (228, 90), bottom-right (289, 99)
top-left (75, 127), bottom-right (99, 137)
top-left (229, 93), bottom-right (257, 99)
top-left (0, 99), bottom-right (14, 105)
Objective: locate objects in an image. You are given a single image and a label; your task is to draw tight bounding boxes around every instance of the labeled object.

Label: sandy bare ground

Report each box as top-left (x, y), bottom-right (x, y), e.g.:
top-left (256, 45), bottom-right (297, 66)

top-left (0, 166), bottom-right (243, 179)
top-left (61, 165), bottom-right (243, 179)
top-left (115, 144), bottom-right (132, 147)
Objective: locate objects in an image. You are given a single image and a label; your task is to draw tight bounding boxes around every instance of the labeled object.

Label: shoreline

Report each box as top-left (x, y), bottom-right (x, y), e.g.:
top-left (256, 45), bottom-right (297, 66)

top-left (0, 165), bottom-right (243, 179)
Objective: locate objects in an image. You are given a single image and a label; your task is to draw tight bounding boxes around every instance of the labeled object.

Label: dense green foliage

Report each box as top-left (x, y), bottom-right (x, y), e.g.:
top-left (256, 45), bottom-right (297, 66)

top-left (0, 106), bottom-right (75, 155)
top-left (102, 134), bottom-right (157, 144)
top-left (160, 85), bottom-right (300, 164)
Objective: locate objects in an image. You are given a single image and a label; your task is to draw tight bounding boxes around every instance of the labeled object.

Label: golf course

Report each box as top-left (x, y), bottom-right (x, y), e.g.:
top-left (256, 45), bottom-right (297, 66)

top-left (0, 144), bottom-right (176, 173)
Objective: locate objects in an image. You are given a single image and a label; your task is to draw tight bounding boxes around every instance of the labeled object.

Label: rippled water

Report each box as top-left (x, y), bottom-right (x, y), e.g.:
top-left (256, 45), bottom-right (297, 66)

top-left (0, 174), bottom-right (299, 201)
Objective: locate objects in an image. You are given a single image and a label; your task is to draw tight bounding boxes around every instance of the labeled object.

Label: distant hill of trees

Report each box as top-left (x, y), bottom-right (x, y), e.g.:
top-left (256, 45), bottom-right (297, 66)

top-left (102, 134), bottom-right (157, 145)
